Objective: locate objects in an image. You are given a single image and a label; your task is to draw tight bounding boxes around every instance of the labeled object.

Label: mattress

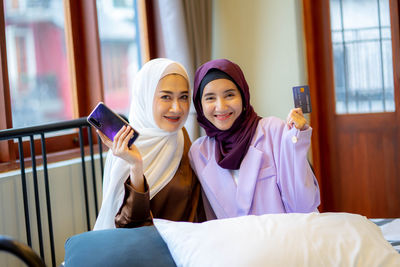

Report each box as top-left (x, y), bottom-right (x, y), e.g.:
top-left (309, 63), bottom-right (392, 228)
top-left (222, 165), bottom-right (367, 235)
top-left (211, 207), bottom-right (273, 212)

top-left (371, 218), bottom-right (400, 253)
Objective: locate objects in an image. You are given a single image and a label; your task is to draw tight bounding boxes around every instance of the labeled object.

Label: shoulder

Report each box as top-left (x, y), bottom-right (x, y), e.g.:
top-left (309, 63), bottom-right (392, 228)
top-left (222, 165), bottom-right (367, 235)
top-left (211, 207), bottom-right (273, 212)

top-left (258, 116), bottom-right (285, 131)
top-left (190, 135), bottom-right (212, 155)
top-left (189, 135), bottom-right (214, 165)
top-left (252, 117), bottom-right (285, 144)
top-left (182, 127), bottom-right (191, 145)
top-left (181, 127), bottom-right (192, 155)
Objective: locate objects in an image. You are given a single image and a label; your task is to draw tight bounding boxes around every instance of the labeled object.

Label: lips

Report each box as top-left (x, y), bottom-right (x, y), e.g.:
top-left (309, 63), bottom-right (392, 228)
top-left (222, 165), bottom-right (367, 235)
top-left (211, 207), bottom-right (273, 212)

top-left (214, 112), bottom-right (233, 121)
top-left (164, 116), bottom-right (181, 123)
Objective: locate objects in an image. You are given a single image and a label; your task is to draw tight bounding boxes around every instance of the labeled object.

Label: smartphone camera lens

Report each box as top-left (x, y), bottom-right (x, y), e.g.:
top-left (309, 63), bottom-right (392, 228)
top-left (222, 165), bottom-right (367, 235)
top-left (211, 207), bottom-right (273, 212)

top-left (89, 117), bottom-right (101, 128)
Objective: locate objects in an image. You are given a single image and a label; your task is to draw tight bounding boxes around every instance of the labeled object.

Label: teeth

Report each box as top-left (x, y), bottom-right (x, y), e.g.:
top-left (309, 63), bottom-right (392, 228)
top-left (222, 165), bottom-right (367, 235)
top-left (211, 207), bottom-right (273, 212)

top-left (166, 116), bottom-right (179, 120)
top-left (216, 113), bottom-right (230, 118)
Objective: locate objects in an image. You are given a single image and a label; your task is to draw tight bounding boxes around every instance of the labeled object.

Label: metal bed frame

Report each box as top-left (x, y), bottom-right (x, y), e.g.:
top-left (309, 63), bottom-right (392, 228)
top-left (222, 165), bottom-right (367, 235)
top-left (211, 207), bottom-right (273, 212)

top-left (0, 117), bottom-right (106, 267)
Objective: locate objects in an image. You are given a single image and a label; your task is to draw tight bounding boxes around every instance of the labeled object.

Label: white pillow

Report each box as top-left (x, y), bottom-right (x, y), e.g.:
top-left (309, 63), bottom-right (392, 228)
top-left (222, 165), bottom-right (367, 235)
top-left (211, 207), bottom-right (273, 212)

top-left (154, 213), bottom-right (400, 267)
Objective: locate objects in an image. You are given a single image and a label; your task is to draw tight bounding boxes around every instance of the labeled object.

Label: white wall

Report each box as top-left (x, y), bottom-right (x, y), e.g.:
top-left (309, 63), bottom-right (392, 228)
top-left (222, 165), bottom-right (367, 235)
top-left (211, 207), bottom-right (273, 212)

top-left (212, 0), bottom-right (307, 120)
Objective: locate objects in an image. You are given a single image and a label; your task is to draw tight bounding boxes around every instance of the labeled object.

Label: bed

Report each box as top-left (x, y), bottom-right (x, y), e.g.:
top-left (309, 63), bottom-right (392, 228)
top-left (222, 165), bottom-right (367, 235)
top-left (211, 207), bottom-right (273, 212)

top-left (1, 215), bottom-right (400, 267)
top-left (0, 118), bottom-right (399, 267)
top-left (370, 218), bottom-right (400, 253)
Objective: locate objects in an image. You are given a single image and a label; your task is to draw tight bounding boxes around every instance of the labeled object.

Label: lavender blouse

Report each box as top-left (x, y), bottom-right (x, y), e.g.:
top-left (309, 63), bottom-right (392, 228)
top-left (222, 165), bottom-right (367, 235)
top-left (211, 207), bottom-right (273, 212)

top-left (189, 117), bottom-right (320, 219)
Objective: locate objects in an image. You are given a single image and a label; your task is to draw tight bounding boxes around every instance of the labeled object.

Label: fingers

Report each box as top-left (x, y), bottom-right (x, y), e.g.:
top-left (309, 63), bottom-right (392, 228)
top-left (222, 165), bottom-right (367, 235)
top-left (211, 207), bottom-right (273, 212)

top-left (113, 125), bottom-right (127, 145)
top-left (121, 129), bottom-right (135, 148)
top-left (97, 130), bottom-right (113, 148)
top-left (120, 126), bottom-right (133, 148)
top-left (286, 108), bottom-right (307, 130)
top-left (292, 113), bottom-right (307, 130)
top-left (114, 125), bottom-right (134, 150)
top-left (99, 125), bottom-right (136, 159)
top-left (293, 107), bottom-right (303, 116)
top-left (286, 116), bottom-right (293, 130)
top-left (286, 109), bottom-right (296, 129)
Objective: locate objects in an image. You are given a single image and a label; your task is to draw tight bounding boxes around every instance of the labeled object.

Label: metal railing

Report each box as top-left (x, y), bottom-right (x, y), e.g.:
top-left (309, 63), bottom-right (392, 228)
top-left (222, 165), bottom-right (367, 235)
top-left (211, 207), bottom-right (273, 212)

top-left (0, 117), bottom-right (105, 267)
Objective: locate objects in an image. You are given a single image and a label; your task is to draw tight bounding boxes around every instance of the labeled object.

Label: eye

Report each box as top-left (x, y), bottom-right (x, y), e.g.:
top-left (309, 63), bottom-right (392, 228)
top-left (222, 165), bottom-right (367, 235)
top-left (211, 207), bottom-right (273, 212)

top-left (180, 95), bottom-right (189, 100)
top-left (224, 93), bottom-right (236, 99)
top-left (161, 95), bottom-right (171, 100)
top-left (204, 96), bottom-right (215, 101)
top-left (225, 90), bottom-right (239, 98)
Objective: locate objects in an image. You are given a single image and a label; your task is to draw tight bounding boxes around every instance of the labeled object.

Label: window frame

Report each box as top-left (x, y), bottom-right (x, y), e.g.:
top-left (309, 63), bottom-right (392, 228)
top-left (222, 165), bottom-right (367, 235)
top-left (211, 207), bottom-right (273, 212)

top-left (0, 0), bottom-right (151, 172)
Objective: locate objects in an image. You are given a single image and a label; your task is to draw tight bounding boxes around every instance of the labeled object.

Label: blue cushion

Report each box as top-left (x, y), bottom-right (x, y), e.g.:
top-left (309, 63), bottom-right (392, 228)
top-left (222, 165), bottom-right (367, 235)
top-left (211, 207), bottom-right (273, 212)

top-left (64, 226), bottom-right (176, 267)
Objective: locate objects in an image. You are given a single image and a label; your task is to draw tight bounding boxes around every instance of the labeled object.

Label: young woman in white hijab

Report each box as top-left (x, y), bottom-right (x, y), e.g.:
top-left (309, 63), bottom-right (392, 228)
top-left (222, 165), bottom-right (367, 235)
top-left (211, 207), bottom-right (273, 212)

top-left (94, 58), bottom-right (205, 230)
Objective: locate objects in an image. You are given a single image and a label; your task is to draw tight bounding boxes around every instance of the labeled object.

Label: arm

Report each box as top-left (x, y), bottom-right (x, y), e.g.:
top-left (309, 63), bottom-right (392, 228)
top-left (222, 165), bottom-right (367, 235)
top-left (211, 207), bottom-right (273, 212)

top-left (97, 125), bottom-right (145, 193)
top-left (274, 109), bottom-right (320, 212)
top-left (97, 126), bottom-right (152, 227)
top-left (114, 177), bottom-right (153, 227)
top-left (189, 138), bottom-right (215, 221)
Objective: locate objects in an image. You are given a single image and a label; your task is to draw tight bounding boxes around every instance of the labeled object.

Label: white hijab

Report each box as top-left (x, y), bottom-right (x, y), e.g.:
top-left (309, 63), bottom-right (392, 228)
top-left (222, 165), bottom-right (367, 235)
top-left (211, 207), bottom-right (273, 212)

top-left (94, 58), bottom-right (190, 230)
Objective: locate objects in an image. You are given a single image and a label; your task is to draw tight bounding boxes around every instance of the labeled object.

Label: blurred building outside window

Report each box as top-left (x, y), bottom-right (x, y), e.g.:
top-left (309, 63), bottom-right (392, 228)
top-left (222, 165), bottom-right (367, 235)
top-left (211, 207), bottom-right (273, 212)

top-left (4, 0), bottom-right (72, 128)
top-left (97, 0), bottom-right (141, 117)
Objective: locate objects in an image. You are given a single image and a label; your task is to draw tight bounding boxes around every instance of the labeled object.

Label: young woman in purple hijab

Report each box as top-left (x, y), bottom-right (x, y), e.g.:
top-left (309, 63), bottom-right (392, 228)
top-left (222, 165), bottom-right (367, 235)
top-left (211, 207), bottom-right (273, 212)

top-left (189, 59), bottom-right (320, 220)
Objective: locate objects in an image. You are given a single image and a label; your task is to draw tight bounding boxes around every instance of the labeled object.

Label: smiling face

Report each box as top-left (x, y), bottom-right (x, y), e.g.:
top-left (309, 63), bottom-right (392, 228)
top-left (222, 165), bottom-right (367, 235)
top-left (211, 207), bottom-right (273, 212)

top-left (153, 74), bottom-right (190, 132)
top-left (201, 78), bottom-right (243, 131)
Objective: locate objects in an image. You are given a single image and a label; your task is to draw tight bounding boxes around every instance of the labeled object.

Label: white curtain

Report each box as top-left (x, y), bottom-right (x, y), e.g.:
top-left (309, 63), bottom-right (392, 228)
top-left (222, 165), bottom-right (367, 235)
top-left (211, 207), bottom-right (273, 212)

top-left (154, 0), bottom-right (212, 140)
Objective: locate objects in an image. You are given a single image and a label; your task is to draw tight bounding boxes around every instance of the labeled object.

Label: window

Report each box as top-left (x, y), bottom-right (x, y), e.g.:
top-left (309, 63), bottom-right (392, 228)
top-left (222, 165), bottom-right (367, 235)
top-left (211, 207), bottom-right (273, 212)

top-left (0, 0), bottom-right (147, 171)
top-left (330, 0), bottom-right (395, 114)
top-left (4, 0), bottom-right (72, 128)
top-left (96, 0), bottom-right (141, 116)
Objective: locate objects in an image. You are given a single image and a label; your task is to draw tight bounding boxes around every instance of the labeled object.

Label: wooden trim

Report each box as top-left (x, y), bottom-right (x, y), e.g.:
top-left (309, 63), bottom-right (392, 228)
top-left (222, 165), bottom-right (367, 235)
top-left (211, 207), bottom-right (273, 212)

top-left (303, 0), bottom-right (337, 212)
top-left (138, 0), bottom-right (150, 63)
top-left (390, 0), bottom-right (400, 196)
top-left (391, 0), bottom-right (400, 114)
top-left (0, 145), bottom-right (107, 173)
top-left (64, 0), bottom-right (79, 118)
top-left (336, 113), bottom-right (397, 131)
top-left (0, 2), bottom-right (15, 162)
top-left (14, 133), bottom-right (82, 159)
top-left (144, 0), bottom-right (158, 59)
top-left (64, 0), bottom-right (104, 117)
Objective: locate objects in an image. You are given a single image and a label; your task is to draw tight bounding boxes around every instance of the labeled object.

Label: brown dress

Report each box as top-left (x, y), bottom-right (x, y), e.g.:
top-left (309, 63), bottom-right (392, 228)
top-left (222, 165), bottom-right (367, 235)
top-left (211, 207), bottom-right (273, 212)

top-left (115, 128), bottom-right (206, 228)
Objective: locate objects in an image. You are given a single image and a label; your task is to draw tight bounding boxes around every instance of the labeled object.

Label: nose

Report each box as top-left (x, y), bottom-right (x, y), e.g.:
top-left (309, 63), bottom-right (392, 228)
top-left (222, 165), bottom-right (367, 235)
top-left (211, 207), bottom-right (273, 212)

top-left (215, 97), bottom-right (227, 111)
top-left (169, 99), bottom-right (182, 113)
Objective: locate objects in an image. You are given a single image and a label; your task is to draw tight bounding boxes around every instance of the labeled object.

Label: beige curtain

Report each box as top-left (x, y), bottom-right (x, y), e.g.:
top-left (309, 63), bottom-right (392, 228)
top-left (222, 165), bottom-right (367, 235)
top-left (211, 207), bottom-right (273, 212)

top-left (154, 0), bottom-right (212, 140)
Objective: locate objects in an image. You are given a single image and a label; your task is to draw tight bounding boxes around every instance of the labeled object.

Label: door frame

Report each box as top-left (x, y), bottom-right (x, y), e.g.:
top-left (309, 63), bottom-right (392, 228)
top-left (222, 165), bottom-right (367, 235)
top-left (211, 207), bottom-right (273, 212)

top-left (302, 0), bottom-right (400, 213)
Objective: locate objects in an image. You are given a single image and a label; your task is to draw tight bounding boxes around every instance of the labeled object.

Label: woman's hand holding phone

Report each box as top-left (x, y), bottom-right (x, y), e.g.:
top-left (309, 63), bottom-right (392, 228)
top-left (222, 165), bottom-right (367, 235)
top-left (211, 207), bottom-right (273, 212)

top-left (97, 125), bottom-right (145, 192)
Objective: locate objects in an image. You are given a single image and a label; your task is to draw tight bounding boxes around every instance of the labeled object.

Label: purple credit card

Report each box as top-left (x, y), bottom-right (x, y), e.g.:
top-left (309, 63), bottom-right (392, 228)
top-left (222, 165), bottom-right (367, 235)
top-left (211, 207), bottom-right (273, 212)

top-left (292, 85), bottom-right (312, 113)
top-left (87, 102), bottom-right (139, 147)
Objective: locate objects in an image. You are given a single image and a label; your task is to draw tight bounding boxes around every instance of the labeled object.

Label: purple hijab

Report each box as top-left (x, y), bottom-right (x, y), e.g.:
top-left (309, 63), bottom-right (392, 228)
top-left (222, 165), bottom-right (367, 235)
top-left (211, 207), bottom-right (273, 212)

top-left (193, 59), bottom-right (261, 170)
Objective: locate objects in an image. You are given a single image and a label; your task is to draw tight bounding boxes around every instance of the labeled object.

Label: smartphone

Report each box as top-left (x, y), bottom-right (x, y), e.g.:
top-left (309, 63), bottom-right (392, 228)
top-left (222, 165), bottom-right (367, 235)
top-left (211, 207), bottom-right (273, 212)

top-left (87, 102), bottom-right (139, 147)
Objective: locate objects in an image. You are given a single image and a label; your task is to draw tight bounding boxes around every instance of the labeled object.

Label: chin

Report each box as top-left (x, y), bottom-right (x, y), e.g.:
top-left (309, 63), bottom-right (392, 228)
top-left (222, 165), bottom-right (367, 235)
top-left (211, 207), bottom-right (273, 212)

top-left (215, 122), bottom-right (233, 131)
top-left (162, 123), bottom-right (181, 132)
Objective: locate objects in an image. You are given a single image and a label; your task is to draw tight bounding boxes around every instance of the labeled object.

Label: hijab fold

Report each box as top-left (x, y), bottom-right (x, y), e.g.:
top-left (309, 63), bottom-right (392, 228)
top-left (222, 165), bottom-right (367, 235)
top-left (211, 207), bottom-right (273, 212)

top-left (193, 59), bottom-right (261, 170)
top-left (94, 58), bottom-right (189, 230)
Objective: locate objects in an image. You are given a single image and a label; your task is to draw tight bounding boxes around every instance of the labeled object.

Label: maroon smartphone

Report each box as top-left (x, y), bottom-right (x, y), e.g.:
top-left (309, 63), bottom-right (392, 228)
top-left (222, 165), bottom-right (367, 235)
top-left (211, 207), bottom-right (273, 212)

top-left (87, 102), bottom-right (139, 147)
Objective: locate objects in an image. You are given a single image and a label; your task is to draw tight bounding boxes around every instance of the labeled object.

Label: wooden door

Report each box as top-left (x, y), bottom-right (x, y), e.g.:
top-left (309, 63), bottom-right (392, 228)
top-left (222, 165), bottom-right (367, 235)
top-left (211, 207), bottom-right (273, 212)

top-left (303, 0), bottom-right (400, 217)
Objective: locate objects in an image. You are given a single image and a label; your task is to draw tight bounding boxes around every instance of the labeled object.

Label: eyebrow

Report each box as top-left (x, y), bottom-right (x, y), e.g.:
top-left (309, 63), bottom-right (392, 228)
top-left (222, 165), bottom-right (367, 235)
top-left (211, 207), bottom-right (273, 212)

top-left (203, 89), bottom-right (237, 97)
top-left (159, 90), bottom-right (189, 94)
